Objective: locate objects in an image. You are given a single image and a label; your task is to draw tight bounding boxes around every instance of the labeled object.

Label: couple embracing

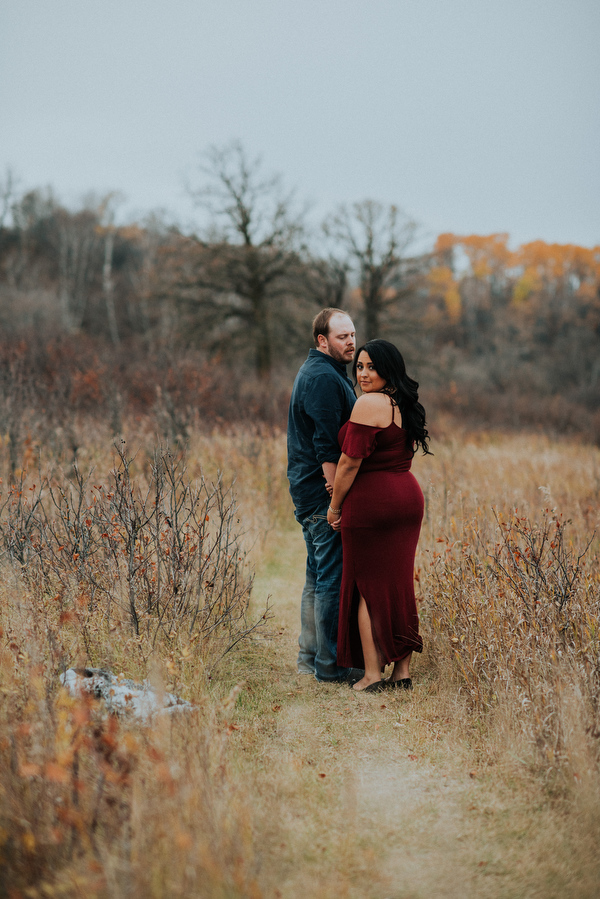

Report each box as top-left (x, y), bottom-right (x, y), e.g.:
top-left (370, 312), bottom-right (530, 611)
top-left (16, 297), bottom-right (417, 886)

top-left (287, 308), bottom-right (431, 693)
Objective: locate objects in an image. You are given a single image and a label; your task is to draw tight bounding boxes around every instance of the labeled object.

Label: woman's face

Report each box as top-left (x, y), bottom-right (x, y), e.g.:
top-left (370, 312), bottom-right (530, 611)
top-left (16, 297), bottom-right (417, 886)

top-left (356, 351), bottom-right (387, 393)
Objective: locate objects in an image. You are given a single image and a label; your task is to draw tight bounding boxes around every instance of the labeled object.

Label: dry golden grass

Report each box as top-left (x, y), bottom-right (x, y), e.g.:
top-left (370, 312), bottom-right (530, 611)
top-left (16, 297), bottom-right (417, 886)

top-left (1, 425), bottom-right (599, 897)
top-left (415, 432), bottom-right (600, 782)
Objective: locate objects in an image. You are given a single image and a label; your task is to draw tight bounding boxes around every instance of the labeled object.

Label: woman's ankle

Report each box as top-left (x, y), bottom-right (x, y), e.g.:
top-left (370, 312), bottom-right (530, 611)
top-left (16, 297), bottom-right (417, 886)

top-left (391, 666), bottom-right (410, 681)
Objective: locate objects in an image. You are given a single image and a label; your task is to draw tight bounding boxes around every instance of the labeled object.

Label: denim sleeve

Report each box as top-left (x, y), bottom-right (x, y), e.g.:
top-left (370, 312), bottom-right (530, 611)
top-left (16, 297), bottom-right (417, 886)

top-left (303, 374), bottom-right (346, 464)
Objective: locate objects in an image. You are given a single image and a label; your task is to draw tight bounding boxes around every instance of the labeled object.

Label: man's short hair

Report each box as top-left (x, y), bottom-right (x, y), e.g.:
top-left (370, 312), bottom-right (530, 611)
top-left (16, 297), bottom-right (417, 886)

top-left (312, 308), bottom-right (351, 348)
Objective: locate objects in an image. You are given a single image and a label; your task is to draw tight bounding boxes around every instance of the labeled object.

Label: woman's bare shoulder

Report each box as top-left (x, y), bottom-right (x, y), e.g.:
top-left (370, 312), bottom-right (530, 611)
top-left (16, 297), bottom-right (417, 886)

top-left (350, 393), bottom-right (392, 426)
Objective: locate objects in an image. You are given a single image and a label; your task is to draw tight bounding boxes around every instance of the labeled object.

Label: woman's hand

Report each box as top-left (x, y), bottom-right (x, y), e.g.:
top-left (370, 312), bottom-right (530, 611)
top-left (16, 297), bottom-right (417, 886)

top-left (327, 506), bottom-right (342, 530)
top-left (327, 453), bottom-right (362, 531)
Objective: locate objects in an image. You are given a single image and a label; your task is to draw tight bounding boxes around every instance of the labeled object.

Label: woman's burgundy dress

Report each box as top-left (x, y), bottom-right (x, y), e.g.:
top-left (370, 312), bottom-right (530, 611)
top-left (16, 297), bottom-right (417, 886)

top-left (336, 412), bottom-right (424, 669)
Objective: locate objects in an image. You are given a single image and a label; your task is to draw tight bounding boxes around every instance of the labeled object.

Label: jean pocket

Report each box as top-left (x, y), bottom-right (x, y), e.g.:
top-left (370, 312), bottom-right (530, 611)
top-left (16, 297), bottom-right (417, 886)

top-left (302, 512), bottom-right (329, 528)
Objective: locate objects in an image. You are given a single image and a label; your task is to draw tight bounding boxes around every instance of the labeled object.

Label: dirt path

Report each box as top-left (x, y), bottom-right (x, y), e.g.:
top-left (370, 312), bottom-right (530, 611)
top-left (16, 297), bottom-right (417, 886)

top-left (242, 527), bottom-right (599, 899)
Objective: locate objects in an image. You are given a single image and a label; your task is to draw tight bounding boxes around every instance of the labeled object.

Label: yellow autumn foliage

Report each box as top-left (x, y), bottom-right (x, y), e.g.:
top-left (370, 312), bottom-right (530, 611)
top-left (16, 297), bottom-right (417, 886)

top-left (427, 264), bottom-right (462, 322)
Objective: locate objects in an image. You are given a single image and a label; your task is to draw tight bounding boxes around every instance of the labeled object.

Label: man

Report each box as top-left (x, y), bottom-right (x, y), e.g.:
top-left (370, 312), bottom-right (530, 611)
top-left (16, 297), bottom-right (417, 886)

top-left (287, 308), bottom-right (357, 681)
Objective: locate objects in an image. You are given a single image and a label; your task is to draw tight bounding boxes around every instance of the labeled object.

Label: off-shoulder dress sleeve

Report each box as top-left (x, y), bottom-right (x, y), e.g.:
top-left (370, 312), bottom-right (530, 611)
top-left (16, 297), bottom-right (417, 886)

top-left (340, 421), bottom-right (381, 459)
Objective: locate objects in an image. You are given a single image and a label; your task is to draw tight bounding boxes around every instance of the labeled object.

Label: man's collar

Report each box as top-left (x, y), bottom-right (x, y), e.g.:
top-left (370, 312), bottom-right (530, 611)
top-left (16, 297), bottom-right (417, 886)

top-left (308, 347), bottom-right (348, 373)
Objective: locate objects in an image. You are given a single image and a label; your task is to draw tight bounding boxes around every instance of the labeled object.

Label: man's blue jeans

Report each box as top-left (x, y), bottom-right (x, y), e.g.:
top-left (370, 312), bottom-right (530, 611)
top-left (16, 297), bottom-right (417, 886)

top-left (296, 503), bottom-right (349, 682)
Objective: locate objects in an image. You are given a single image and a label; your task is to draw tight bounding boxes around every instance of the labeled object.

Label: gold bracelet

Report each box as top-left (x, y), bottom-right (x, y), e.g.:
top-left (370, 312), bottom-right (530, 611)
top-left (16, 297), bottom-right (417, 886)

top-left (329, 506), bottom-right (342, 515)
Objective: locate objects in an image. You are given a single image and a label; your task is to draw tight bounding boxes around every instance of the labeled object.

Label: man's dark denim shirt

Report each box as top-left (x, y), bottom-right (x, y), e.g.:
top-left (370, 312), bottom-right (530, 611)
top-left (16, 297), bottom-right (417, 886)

top-left (287, 349), bottom-right (356, 517)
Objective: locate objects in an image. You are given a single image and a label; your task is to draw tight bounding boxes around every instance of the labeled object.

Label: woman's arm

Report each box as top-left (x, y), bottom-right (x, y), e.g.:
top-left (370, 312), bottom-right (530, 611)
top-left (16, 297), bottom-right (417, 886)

top-left (328, 395), bottom-right (391, 527)
top-left (326, 453), bottom-right (362, 527)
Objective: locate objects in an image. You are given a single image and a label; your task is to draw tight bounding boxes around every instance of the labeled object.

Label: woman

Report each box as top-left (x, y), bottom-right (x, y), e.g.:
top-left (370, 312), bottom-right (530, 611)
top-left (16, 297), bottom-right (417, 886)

top-left (327, 339), bottom-right (431, 693)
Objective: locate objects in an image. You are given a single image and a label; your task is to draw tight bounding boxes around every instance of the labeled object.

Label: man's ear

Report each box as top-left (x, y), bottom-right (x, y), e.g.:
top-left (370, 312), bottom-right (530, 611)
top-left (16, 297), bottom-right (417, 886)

top-left (316, 333), bottom-right (328, 352)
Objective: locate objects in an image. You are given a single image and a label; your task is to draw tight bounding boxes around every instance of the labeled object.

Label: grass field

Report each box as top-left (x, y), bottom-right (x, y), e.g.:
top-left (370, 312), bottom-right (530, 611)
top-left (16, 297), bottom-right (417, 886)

top-left (1, 426), bottom-right (599, 897)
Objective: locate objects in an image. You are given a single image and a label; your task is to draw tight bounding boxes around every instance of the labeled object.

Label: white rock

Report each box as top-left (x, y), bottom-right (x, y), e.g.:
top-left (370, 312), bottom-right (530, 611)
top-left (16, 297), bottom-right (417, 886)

top-left (60, 667), bottom-right (193, 721)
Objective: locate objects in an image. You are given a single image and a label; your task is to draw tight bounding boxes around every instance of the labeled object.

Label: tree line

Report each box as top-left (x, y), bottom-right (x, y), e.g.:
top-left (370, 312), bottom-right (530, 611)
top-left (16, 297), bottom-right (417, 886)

top-left (1, 142), bottom-right (599, 454)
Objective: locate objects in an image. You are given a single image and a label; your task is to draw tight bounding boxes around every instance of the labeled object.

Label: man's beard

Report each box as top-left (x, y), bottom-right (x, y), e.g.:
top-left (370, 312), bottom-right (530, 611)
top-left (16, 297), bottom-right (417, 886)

top-left (327, 345), bottom-right (354, 365)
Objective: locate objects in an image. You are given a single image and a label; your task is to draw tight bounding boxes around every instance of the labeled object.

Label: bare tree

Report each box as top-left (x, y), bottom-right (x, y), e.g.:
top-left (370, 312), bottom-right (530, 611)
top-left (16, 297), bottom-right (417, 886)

top-left (323, 200), bottom-right (419, 340)
top-left (52, 205), bottom-right (103, 331)
top-left (0, 168), bottom-right (18, 230)
top-left (96, 193), bottom-right (125, 346)
top-left (4, 187), bottom-right (56, 290)
top-left (185, 141), bottom-right (312, 377)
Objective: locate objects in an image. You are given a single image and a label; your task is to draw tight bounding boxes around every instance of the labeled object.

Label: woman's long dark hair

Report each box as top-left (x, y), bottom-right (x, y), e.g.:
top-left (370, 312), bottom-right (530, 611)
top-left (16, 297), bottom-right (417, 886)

top-left (352, 339), bottom-right (432, 455)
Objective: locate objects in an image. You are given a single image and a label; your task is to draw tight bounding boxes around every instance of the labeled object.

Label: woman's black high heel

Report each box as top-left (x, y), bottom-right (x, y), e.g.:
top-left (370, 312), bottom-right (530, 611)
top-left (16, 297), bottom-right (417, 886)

top-left (351, 680), bottom-right (386, 693)
top-left (386, 677), bottom-right (413, 690)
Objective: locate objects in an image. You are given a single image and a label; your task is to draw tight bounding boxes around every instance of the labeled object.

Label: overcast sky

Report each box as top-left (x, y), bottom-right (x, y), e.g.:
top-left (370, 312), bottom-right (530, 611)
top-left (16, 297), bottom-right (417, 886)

top-left (2, 0), bottom-right (599, 248)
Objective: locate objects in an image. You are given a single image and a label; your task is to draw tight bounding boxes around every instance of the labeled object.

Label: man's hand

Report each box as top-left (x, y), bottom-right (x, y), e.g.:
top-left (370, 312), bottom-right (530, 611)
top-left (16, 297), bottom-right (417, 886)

top-left (322, 461), bottom-right (337, 498)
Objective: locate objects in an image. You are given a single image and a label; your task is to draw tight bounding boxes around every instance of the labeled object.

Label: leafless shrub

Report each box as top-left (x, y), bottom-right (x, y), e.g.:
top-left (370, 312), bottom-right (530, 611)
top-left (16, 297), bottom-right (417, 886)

top-left (0, 431), bottom-right (275, 895)
top-left (425, 510), bottom-right (600, 774)
top-left (0, 443), bottom-right (267, 673)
